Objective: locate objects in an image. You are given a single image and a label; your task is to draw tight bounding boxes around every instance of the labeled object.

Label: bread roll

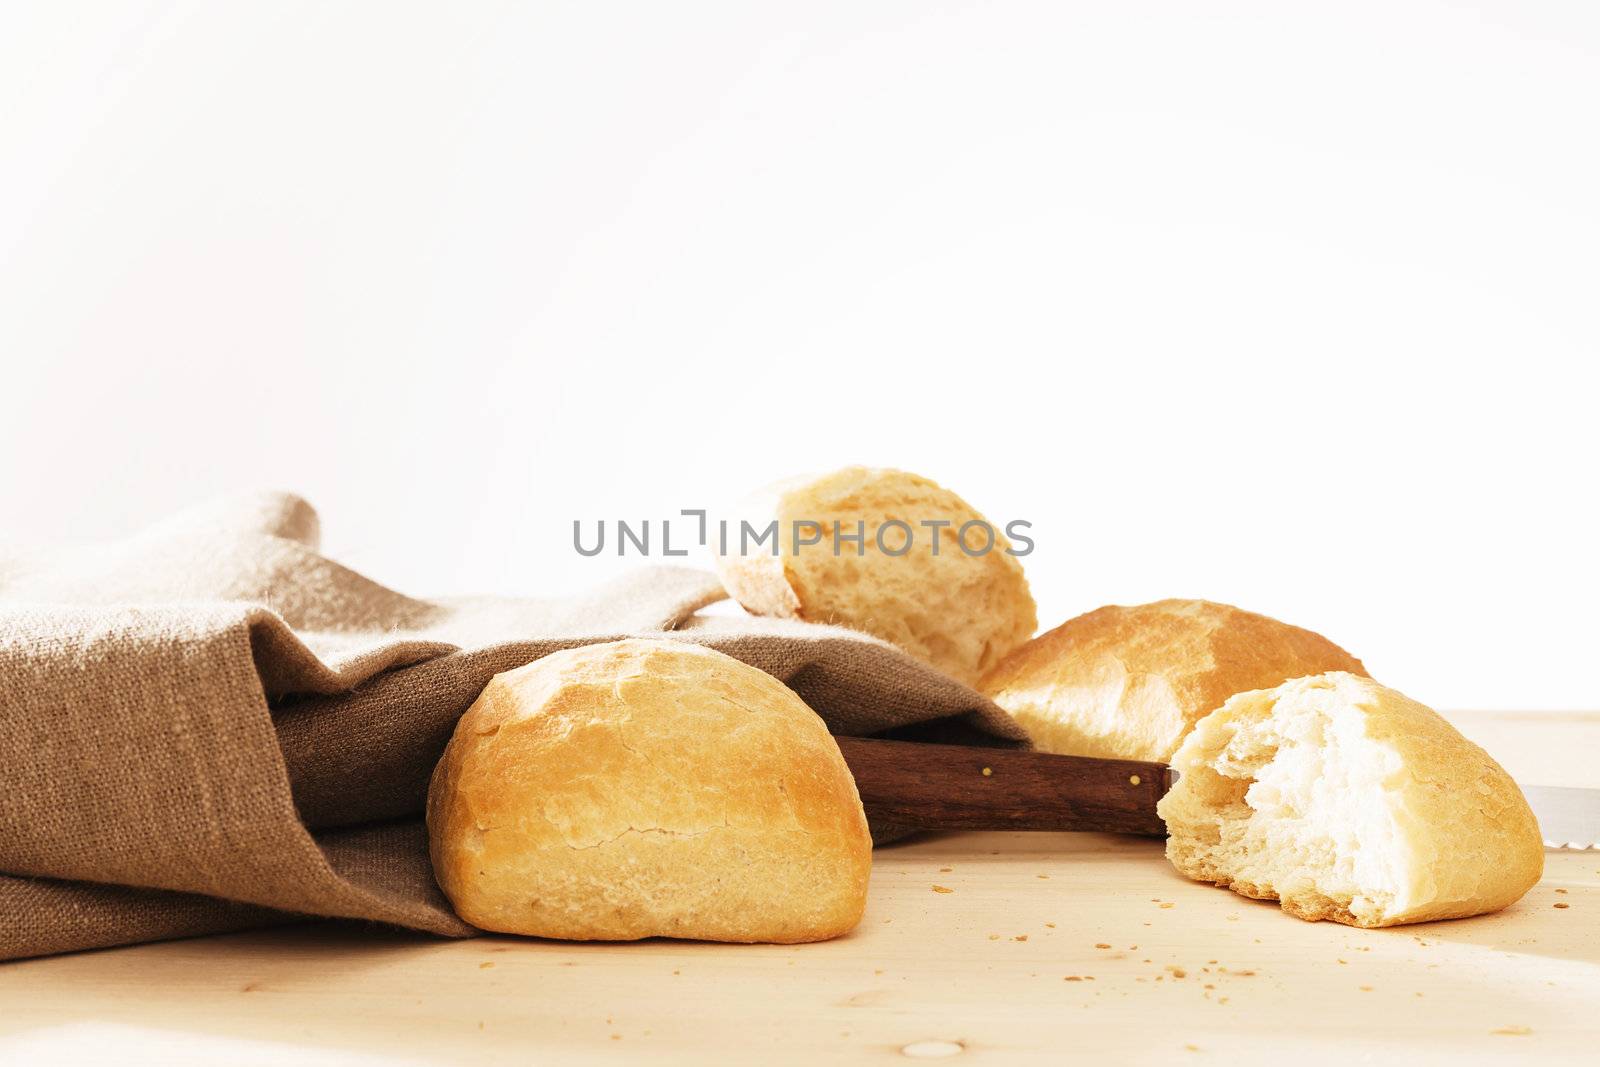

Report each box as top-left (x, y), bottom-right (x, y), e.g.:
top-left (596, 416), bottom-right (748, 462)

top-left (1157, 672), bottom-right (1543, 927)
top-left (980, 599), bottom-right (1366, 762)
top-left (427, 639), bottom-right (872, 943)
top-left (714, 467), bottom-right (1037, 686)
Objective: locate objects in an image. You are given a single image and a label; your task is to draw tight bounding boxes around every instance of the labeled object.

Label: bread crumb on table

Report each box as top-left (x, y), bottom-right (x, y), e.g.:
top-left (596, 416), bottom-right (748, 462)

top-left (1553, 902), bottom-right (1569, 909)
top-left (931, 885), bottom-right (954, 894)
top-left (1095, 943), bottom-right (1111, 949)
top-left (1014, 935), bottom-right (1029, 942)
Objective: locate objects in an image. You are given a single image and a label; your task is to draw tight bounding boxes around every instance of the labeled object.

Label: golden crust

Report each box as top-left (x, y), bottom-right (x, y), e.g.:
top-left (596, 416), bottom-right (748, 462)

top-left (714, 467), bottom-right (1037, 687)
top-left (426, 639), bottom-right (872, 943)
top-left (980, 599), bottom-right (1367, 762)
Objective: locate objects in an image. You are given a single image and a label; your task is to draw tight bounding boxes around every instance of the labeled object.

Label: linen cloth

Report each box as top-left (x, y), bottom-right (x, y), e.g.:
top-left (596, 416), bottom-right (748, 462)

top-left (0, 493), bottom-right (1025, 960)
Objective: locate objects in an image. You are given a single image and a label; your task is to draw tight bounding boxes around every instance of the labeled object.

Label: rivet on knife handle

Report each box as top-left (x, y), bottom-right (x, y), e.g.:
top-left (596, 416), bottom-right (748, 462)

top-left (833, 736), bottom-right (1171, 836)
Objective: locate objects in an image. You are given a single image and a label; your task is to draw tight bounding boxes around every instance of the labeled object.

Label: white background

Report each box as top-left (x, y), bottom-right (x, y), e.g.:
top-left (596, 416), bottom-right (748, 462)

top-left (2, 2), bottom-right (1596, 709)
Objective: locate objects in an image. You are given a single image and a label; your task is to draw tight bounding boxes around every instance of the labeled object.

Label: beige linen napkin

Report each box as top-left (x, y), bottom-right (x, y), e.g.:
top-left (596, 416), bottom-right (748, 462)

top-left (0, 492), bottom-right (1025, 960)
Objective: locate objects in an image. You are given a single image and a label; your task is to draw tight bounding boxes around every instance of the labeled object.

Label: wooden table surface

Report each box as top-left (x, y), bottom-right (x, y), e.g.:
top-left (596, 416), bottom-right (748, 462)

top-left (1, 711), bottom-right (1595, 1065)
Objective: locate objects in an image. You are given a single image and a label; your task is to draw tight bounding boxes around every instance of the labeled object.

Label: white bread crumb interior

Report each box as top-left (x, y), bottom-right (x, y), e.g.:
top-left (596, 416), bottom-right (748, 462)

top-left (1157, 672), bottom-right (1543, 928)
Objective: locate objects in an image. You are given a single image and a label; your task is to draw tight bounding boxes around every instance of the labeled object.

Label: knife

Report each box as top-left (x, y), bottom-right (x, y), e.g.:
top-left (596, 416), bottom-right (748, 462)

top-left (834, 737), bottom-right (1599, 850)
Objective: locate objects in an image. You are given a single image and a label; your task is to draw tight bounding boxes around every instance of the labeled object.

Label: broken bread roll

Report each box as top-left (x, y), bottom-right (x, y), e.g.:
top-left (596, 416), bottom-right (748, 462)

top-left (981, 599), bottom-right (1367, 763)
top-left (714, 466), bottom-right (1037, 686)
top-left (427, 639), bottom-right (872, 943)
top-left (1157, 671), bottom-right (1543, 927)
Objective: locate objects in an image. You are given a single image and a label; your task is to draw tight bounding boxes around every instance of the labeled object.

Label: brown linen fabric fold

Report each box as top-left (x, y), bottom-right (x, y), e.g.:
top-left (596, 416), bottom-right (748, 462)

top-left (0, 492), bottom-right (1026, 961)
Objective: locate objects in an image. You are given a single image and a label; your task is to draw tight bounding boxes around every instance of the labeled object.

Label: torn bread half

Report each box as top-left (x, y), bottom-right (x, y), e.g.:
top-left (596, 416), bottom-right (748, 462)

top-left (1156, 672), bottom-right (1543, 927)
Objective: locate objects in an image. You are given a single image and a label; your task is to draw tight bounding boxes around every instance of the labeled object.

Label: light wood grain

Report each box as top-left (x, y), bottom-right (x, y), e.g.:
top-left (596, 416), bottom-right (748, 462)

top-left (1, 712), bottom-right (1596, 1065)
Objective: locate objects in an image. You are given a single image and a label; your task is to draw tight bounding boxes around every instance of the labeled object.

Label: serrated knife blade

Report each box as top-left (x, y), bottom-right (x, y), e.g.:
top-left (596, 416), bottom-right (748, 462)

top-left (1522, 785), bottom-right (1600, 851)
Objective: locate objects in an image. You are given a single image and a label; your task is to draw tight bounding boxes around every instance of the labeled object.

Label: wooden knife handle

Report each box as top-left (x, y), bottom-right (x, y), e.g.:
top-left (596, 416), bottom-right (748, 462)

top-left (834, 736), bottom-right (1171, 836)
